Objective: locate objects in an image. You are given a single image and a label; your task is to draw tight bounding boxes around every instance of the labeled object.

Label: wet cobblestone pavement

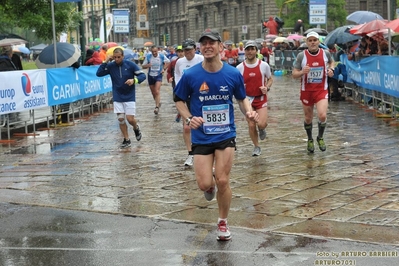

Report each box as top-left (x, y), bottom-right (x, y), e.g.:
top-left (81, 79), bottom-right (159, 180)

top-left (1, 75), bottom-right (399, 250)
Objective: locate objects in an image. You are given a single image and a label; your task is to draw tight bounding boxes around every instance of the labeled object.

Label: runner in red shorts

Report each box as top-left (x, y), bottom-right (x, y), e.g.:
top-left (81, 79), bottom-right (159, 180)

top-left (236, 40), bottom-right (273, 156)
top-left (292, 31), bottom-right (335, 153)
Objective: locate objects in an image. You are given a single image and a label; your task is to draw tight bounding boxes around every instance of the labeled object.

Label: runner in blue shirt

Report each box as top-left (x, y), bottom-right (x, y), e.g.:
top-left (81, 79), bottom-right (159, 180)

top-left (97, 48), bottom-right (146, 148)
top-left (174, 29), bottom-right (259, 241)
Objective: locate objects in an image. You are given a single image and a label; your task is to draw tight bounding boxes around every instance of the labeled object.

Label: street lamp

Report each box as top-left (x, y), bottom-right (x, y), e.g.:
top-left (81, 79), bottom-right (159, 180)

top-left (151, 1), bottom-right (158, 45)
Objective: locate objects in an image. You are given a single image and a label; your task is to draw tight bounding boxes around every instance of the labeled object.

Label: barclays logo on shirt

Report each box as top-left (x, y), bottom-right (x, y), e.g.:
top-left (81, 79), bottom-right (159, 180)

top-left (199, 94), bottom-right (230, 102)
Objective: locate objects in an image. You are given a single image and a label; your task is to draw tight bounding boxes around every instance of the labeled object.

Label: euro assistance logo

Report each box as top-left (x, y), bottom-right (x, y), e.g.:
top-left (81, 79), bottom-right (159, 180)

top-left (20, 72), bottom-right (47, 109)
top-left (21, 73), bottom-right (32, 96)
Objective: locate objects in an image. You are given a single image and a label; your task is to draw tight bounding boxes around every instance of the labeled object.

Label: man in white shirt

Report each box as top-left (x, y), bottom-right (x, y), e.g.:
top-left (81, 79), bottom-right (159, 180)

top-left (174, 39), bottom-right (204, 166)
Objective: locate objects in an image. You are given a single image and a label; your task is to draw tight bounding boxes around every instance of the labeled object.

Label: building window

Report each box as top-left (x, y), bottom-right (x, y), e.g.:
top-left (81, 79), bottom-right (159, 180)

top-left (223, 10), bottom-right (227, 26)
top-left (234, 8), bottom-right (238, 23)
top-left (257, 4), bottom-right (262, 23)
top-left (382, 0), bottom-right (387, 19)
top-left (245, 6), bottom-right (250, 24)
top-left (177, 25), bottom-right (181, 44)
top-left (195, 14), bottom-right (199, 29)
top-left (359, 1), bottom-right (367, 10)
top-left (214, 11), bottom-right (218, 25)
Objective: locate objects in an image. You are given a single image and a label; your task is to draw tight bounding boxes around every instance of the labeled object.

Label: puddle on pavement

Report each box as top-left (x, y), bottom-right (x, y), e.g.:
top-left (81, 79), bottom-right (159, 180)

top-left (6, 142), bottom-right (77, 155)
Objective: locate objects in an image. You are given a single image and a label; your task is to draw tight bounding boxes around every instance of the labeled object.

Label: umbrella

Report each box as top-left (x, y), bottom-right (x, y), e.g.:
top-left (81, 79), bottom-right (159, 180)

top-left (123, 48), bottom-right (134, 55)
top-left (106, 46), bottom-right (125, 56)
top-left (287, 34), bottom-right (304, 40)
top-left (273, 37), bottom-right (288, 43)
top-left (124, 49), bottom-right (135, 60)
top-left (88, 40), bottom-right (103, 50)
top-left (323, 25), bottom-right (360, 46)
top-left (386, 18), bottom-right (399, 32)
top-left (304, 28), bottom-right (328, 36)
top-left (144, 41), bottom-right (153, 47)
top-left (0, 38), bottom-right (28, 46)
top-left (265, 34), bottom-right (277, 42)
top-left (13, 46), bottom-right (31, 54)
top-left (30, 43), bottom-right (48, 53)
top-left (347, 11), bottom-right (384, 24)
top-left (367, 28), bottom-right (395, 42)
top-left (35, 42), bottom-right (81, 69)
top-left (104, 42), bottom-right (118, 48)
top-left (351, 19), bottom-right (388, 35)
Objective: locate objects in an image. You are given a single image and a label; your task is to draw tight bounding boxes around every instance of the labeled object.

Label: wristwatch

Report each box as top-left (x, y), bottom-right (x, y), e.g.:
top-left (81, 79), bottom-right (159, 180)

top-left (185, 116), bottom-right (192, 125)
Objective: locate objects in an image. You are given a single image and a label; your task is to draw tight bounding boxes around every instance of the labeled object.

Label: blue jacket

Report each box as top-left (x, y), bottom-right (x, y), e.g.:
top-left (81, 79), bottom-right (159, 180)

top-left (96, 60), bottom-right (146, 102)
top-left (332, 62), bottom-right (347, 82)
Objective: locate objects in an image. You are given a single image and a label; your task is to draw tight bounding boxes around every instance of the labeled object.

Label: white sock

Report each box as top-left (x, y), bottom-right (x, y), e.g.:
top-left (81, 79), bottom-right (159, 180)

top-left (218, 218), bottom-right (227, 224)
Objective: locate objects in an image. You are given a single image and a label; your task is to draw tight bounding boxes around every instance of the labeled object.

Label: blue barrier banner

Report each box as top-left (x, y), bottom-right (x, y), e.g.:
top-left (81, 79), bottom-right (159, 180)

top-left (342, 54), bottom-right (399, 98)
top-left (47, 66), bottom-right (112, 106)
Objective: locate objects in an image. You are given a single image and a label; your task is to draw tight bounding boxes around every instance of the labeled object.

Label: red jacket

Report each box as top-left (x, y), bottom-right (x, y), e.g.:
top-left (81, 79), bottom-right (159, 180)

top-left (85, 51), bottom-right (103, 65)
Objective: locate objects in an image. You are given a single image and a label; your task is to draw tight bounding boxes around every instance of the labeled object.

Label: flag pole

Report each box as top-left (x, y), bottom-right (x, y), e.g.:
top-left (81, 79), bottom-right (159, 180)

top-left (51, 0), bottom-right (58, 67)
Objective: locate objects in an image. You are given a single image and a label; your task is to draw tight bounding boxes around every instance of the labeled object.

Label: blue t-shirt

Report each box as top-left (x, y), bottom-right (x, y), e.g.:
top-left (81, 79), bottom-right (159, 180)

top-left (174, 63), bottom-right (246, 145)
top-left (96, 60), bottom-right (146, 102)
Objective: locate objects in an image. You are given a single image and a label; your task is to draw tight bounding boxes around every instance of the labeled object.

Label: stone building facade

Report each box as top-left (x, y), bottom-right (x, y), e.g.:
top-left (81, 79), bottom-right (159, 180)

top-left (81, 0), bottom-right (395, 46)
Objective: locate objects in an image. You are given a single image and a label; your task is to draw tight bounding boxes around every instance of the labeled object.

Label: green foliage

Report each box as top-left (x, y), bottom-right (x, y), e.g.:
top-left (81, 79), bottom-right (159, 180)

top-left (277, 0), bottom-right (348, 31)
top-left (22, 61), bottom-right (38, 70)
top-left (0, 0), bottom-right (82, 41)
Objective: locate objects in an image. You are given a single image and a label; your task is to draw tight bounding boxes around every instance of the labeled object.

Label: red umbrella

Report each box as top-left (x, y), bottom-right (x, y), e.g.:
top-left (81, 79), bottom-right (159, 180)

top-left (104, 42), bottom-right (118, 48)
top-left (367, 28), bottom-right (395, 42)
top-left (351, 19), bottom-right (388, 35)
top-left (386, 18), bottom-right (399, 32)
top-left (348, 24), bottom-right (364, 34)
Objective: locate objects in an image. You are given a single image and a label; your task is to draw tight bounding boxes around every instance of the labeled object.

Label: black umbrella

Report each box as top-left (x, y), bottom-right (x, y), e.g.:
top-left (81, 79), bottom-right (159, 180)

top-left (304, 28), bottom-right (329, 36)
top-left (35, 42), bottom-right (81, 69)
top-left (324, 25), bottom-right (360, 47)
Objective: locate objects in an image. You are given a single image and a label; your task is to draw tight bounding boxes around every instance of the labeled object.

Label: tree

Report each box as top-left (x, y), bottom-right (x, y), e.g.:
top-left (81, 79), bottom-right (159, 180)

top-left (0, 0), bottom-right (82, 41)
top-left (276, 0), bottom-right (347, 32)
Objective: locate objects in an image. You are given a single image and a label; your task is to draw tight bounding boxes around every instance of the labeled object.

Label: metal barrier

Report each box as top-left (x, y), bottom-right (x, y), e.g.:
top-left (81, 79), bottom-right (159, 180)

top-left (0, 93), bottom-right (113, 140)
top-left (343, 83), bottom-right (398, 118)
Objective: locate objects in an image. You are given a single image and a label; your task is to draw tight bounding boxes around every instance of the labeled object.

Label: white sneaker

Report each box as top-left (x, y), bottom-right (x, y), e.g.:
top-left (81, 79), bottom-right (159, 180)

top-left (184, 155), bottom-right (194, 166)
top-left (252, 146), bottom-right (261, 156)
top-left (216, 220), bottom-right (231, 241)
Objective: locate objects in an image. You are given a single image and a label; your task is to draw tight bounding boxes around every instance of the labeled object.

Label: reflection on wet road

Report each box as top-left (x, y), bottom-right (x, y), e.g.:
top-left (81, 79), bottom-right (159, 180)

top-left (1, 75), bottom-right (399, 248)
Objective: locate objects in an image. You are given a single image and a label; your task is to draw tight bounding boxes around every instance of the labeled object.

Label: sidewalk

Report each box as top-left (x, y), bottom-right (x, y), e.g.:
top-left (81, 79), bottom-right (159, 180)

top-left (1, 76), bottom-right (399, 264)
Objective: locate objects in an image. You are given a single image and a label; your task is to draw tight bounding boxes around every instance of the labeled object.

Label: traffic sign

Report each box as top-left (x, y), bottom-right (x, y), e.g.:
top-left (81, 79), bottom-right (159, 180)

top-left (309, 0), bottom-right (327, 25)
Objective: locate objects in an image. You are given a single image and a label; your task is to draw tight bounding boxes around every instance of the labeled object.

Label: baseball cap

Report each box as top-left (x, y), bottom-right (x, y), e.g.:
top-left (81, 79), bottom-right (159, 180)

top-left (244, 40), bottom-right (257, 49)
top-left (306, 31), bottom-right (320, 39)
top-left (198, 29), bottom-right (222, 42)
top-left (176, 45), bottom-right (183, 51)
top-left (182, 38), bottom-right (196, 50)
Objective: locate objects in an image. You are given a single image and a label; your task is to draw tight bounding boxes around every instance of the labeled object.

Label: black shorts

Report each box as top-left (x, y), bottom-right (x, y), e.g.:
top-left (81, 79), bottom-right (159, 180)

top-left (192, 137), bottom-right (236, 155)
